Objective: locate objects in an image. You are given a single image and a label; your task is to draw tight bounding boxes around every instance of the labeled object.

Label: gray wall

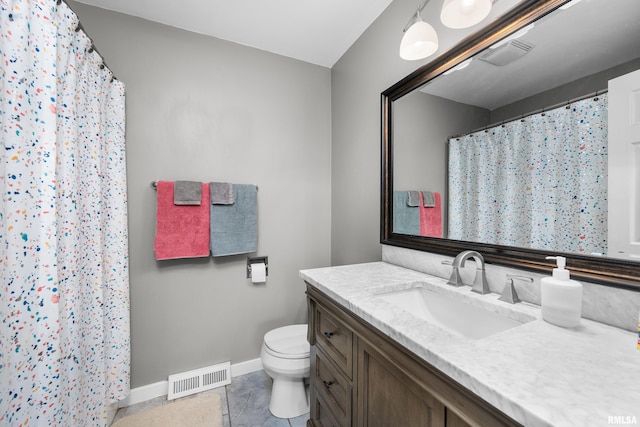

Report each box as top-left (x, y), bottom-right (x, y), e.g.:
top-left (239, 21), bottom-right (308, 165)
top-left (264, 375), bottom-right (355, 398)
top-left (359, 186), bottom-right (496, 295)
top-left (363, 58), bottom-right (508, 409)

top-left (68, 0), bottom-right (525, 389)
top-left (394, 90), bottom-right (490, 229)
top-left (330, 0), bottom-right (519, 266)
top-left (68, 2), bottom-right (332, 388)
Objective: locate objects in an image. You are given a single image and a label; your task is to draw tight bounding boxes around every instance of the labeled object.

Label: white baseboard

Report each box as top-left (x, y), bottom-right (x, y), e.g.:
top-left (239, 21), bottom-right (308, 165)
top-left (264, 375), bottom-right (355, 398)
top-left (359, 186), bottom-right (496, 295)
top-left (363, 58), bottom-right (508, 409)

top-left (230, 357), bottom-right (263, 377)
top-left (118, 358), bottom-right (264, 408)
top-left (118, 380), bottom-right (168, 408)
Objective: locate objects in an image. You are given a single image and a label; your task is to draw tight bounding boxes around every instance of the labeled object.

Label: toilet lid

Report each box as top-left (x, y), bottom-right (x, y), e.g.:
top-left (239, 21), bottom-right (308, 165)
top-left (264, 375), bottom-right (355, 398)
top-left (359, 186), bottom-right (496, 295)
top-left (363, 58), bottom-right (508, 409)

top-left (264, 324), bottom-right (309, 358)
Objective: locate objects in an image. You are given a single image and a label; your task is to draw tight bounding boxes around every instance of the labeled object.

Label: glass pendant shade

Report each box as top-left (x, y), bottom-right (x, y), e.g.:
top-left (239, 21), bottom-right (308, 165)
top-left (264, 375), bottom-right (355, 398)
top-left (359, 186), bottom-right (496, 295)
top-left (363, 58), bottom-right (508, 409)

top-left (440, 0), bottom-right (492, 29)
top-left (399, 20), bottom-right (439, 61)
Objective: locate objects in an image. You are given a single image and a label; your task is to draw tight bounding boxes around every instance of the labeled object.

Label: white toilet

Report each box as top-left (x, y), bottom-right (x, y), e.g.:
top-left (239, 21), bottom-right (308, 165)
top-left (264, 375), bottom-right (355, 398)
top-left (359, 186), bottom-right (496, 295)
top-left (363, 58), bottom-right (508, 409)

top-left (260, 324), bottom-right (310, 418)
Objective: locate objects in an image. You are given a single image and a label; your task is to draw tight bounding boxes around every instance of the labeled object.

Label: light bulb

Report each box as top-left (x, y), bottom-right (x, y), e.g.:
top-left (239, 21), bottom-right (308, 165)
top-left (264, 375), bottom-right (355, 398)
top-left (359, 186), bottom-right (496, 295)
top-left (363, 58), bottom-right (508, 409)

top-left (441, 0), bottom-right (492, 29)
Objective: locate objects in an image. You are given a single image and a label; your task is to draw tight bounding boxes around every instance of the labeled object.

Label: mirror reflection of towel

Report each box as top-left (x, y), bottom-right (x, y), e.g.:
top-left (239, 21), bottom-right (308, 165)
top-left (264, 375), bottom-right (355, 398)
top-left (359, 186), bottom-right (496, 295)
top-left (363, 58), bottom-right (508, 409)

top-left (394, 192), bottom-right (420, 235)
top-left (422, 191), bottom-right (435, 208)
top-left (407, 191), bottom-right (420, 207)
top-left (420, 192), bottom-right (442, 238)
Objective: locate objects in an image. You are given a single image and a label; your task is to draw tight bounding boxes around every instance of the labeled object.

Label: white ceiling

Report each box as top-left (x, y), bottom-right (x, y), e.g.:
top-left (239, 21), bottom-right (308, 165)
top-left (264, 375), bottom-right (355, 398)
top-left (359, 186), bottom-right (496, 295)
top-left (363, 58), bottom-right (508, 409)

top-left (73, 0), bottom-right (394, 68)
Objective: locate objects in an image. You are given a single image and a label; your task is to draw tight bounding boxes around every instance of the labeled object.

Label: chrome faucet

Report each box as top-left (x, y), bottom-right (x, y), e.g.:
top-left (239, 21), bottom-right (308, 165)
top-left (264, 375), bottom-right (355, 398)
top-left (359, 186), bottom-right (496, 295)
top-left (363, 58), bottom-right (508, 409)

top-left (499, 274), bottom-right (533, 304)
top-left (448, 250), bottom-right (490, 294)
top-left (442, 259), bottom-right (464, 287)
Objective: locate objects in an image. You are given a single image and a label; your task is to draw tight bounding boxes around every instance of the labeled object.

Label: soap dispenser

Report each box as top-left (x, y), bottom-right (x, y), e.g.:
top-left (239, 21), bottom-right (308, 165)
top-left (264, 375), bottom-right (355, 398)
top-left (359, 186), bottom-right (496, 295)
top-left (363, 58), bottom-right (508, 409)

top-left (541, 256), bottom-right (583, 327)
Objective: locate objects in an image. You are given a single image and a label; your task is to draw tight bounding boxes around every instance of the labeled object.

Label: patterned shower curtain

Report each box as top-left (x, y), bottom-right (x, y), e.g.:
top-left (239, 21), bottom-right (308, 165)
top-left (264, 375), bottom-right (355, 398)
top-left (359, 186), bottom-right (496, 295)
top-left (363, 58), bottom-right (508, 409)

top-left (1, 1), bottom-right (129, 426)
top-left (448, 94), bottom-right (608, 255)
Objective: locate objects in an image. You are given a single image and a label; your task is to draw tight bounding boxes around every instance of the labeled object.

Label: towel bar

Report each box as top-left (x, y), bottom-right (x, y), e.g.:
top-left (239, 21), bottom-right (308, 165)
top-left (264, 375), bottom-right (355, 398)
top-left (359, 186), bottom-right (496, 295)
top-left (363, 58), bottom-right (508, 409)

top-left (151, 181), bottom-right (258, 191)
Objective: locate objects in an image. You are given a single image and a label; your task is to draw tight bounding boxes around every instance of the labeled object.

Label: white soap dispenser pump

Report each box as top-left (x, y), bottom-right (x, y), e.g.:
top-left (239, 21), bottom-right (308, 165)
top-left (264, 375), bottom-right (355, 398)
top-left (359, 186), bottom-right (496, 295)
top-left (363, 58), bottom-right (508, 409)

top-left (541, 256), bottom-right (583, 327)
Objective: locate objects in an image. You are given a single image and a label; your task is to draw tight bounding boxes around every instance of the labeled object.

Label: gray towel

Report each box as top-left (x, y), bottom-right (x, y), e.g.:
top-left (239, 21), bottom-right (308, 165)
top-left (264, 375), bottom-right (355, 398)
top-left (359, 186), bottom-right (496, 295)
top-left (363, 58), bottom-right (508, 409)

top-left (210, 184), bottom-right (257, 257)
top-left (174, 181), bottom-right (202, 205)
top-left (422, 191), bottom-right (435, 208)
top-left (210, 182), bottom-right (234, 205)
top-left (406, 191), bottom-right (420, 207)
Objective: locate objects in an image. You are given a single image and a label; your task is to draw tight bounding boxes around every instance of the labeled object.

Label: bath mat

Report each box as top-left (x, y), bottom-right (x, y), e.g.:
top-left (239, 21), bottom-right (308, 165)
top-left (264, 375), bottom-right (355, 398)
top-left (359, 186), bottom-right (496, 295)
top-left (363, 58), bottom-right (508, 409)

top-left (111, 393), bottom-right (222, 427)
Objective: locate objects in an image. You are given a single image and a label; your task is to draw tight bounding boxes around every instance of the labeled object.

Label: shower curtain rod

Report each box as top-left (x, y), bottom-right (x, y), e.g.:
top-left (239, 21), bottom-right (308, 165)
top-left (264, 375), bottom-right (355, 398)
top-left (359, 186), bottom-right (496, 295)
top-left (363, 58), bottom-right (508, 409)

top-left (449, 88), bottom-right (608, 140)
top-left (151, 181), bottom-right (259, 191)
top-left (62, 0), bottom-right (118, 82)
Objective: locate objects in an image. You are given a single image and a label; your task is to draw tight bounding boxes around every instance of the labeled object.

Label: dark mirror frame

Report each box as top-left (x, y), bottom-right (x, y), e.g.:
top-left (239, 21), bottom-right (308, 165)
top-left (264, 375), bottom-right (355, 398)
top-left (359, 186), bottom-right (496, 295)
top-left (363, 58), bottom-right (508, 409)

top-left (381, 0), bottom-right (640, 291)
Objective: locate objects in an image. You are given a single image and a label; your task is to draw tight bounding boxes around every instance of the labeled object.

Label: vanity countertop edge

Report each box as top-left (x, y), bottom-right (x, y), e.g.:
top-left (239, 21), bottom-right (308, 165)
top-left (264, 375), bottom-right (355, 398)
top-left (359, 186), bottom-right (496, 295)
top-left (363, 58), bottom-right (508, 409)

top-left (300, 261), bottom-right (640, 427)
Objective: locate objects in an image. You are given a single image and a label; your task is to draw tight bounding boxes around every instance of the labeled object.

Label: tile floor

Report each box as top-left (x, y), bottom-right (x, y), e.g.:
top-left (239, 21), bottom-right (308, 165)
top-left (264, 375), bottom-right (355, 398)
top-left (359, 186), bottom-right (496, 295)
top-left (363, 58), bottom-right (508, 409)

top-left (112, 370), bottom-right (309, 427)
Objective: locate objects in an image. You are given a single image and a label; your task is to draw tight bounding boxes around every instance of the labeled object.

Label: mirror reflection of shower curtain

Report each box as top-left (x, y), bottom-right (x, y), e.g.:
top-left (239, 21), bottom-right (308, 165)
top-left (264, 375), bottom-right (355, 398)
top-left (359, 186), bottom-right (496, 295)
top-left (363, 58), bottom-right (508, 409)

top-left (448, 94), bottom-right (608, 255)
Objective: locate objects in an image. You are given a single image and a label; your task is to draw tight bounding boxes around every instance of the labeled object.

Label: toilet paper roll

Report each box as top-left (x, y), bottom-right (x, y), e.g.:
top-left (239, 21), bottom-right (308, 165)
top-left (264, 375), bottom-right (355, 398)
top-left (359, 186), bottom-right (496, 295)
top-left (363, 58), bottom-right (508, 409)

top-left (251, 262), bottom-right (267, 283)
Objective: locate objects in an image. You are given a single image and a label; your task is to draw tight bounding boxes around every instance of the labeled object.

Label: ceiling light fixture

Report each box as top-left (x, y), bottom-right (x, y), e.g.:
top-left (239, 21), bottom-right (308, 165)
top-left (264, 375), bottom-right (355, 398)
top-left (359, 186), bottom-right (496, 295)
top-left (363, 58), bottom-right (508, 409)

top-left (400, 0), bottom-right (439, 61)
top-left (440, 0), bottom-right (492, 29)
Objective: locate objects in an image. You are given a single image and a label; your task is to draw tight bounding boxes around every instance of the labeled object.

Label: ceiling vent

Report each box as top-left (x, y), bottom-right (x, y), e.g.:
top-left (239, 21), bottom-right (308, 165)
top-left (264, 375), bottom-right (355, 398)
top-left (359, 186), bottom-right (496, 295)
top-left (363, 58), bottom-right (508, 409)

top-left (478, 39), bottom-right (535, 66)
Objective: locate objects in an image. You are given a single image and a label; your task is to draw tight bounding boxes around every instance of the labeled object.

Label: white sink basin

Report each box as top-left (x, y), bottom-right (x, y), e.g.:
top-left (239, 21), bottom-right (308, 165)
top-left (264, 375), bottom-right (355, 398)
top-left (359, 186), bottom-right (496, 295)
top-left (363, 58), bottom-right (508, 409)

top-left (376, 287), bottom-right (531, 340)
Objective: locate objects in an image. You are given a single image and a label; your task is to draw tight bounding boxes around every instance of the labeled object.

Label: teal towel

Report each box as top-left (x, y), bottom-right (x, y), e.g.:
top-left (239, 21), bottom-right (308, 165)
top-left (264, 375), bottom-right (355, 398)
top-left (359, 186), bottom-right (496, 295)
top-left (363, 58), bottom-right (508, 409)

top-left (210, 184), bottom-right (257, 257)
top-left (394, 191), bottom-right (420, 235)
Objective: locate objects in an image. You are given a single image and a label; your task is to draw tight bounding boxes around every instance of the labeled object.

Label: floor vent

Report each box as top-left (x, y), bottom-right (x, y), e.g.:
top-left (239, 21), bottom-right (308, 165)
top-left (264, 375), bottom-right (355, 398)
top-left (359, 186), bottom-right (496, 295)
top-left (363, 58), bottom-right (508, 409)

top-left (167, 361), bottom-right (231, 400)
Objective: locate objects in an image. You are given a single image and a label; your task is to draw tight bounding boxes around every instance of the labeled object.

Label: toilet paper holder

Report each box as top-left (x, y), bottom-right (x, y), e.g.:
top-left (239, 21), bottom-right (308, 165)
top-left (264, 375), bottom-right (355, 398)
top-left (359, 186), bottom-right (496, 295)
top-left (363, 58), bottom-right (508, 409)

top-left (247, 256), bottom-right (269, 279)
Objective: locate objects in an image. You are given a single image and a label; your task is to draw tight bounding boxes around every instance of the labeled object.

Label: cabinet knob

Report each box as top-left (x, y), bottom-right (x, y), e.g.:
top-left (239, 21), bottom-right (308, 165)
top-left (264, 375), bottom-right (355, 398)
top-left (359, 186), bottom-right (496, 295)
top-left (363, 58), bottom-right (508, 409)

top-left (323, 331), bottom-right (335, 339)
top-left (323, 380), bottom-right (334, 389)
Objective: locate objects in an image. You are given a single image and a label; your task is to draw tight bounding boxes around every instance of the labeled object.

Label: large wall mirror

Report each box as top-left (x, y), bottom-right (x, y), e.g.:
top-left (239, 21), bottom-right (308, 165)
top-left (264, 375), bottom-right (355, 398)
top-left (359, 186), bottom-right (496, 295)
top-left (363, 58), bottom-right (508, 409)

top-left (381, 0), bottom-right (640, 290)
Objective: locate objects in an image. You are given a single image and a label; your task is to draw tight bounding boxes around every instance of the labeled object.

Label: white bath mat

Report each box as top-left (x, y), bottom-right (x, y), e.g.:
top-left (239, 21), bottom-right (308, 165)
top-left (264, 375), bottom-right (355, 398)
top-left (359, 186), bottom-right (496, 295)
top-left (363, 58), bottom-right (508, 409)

top-left (111, 393), bottom-right (222, 427)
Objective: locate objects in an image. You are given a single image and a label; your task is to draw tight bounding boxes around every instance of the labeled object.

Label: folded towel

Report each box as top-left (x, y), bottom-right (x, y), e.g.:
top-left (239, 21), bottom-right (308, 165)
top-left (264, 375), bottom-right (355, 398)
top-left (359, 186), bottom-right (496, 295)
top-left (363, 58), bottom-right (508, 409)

top-left (210, 184), bottom-right (257, 257)
top-left (210, 182), bottom-right (234, 205)
top-left (154, 181), bottom-right (210, 260)
top-left (407, 191), bottom-right (420, 207)
top-left (419, 192), bottom-right (442, 238)
top-left (394, 191), bottom-right (420, 235)
top-left (422, 191), bottom-right (435, 208)
top-left (174, 180), bottom-right (202, 205)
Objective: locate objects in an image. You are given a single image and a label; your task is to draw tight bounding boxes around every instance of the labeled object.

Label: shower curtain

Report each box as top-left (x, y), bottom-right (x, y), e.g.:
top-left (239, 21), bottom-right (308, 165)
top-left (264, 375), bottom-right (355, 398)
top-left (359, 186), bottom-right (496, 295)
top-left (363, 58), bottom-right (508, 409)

top-left (448, 94), bottom-right (608, 255)
top-left (1, 1), bottom-right (129, 426)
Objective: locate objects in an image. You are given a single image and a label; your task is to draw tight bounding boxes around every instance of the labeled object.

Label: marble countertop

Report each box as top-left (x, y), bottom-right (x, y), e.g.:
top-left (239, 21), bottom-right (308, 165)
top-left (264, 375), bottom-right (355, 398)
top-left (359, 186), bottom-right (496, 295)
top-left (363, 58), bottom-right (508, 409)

top-left (300, 262), bottom-right (640, 427)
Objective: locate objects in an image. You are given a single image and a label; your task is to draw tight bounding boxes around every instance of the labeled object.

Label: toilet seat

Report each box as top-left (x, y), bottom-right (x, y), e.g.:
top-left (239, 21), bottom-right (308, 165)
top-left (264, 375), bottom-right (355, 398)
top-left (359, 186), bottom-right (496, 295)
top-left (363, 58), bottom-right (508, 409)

top-left (263, 324), bottom-right (309, 359)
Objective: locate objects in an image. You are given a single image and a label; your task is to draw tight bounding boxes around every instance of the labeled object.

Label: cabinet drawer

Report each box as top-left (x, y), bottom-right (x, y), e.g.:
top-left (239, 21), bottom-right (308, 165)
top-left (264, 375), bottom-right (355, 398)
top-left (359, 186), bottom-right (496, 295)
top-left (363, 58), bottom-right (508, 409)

top-left (313, 350), bottom-right (352, 425)
top-left (311, 386), bottom-right (343, 427)
top-left (315, 305), bottom-right (353, 377)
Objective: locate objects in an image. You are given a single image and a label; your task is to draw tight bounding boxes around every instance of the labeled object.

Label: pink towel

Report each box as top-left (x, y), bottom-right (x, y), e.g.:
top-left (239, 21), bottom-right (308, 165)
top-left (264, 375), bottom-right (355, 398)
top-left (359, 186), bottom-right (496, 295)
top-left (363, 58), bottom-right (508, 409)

top-left (420, 192), bottom-right (442, 238)
top-left (154, 181), bottom-right (210, 260)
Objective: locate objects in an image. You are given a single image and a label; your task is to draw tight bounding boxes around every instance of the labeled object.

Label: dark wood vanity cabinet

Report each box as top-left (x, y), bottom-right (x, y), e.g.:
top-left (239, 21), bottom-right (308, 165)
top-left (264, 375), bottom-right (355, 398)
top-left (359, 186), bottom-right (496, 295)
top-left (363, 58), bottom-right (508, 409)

top-left (306, 284), bottom-right (523, 427)
top-left (310, 304), bottom-right (354, 426)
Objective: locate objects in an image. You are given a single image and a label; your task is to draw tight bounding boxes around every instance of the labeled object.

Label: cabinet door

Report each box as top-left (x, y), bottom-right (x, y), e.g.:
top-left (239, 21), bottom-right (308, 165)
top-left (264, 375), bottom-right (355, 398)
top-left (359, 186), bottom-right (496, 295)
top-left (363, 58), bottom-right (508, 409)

top-left (446, 410), bottom-right (472, 427)
top-left (358, 341), bottom-right (445, 427)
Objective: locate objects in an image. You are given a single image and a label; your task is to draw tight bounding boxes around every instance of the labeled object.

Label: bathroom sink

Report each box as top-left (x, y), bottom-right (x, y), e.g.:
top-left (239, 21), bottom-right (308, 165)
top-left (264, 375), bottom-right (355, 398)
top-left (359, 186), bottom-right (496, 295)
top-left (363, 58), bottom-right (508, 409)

top-left (376, 287), bottom-right (531, 340)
